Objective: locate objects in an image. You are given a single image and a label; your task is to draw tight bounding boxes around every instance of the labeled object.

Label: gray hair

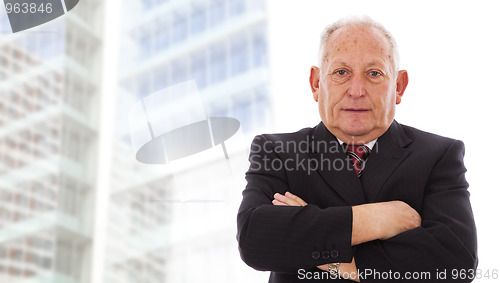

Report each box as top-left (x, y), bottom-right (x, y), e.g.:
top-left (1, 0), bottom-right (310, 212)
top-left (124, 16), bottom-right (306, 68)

top-left (318, 16), bottom-right (400, 74)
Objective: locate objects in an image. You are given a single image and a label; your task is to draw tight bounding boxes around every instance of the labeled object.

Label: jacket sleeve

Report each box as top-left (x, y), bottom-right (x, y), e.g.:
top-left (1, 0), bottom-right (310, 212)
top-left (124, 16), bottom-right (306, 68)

top-left (236, 135), bottom-right (354, 273)
top-left (355, 140), bottom-right (478, 282)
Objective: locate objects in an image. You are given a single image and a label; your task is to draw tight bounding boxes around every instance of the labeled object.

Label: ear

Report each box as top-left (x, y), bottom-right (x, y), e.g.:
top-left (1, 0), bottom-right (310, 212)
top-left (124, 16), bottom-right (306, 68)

top-left (309, 66), bottom-right (321, 102)
top-left (395, 70), bottom-right (409, 105)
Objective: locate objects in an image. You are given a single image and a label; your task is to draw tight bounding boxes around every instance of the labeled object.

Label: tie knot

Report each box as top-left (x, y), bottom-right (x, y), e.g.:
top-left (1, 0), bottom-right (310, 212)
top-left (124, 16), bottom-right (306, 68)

top-left (344, 144), bottom-right (371, 177)
top-left (344, 144), bottom-right (370, 160)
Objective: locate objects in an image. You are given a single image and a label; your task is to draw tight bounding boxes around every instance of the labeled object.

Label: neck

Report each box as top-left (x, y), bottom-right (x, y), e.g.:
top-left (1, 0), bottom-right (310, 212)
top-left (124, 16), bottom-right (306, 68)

top-left (327, 127), bottom-right (387, 145)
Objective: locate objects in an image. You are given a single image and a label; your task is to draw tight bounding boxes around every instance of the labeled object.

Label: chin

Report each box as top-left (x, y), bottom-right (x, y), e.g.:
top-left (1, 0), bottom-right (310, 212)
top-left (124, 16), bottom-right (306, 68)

top-left (341, 124), bottom-right (372, 137)
top-left (344, 130), bottom-right (370, 138)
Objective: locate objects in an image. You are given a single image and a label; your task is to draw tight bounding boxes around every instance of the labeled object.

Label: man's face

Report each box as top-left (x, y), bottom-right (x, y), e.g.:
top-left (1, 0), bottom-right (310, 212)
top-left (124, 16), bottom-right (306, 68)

top-left (309, 25), bottom-right (408, 144)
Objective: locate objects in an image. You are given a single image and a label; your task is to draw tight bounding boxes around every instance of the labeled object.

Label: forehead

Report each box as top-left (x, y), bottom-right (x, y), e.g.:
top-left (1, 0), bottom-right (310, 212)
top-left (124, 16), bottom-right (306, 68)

top-left (325, 25), bottom-right (393, 67)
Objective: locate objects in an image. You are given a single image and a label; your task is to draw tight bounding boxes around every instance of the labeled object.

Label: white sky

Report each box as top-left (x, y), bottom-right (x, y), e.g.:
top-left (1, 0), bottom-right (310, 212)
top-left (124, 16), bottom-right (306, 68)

top-left (267, 0), bottom-right (500, 278)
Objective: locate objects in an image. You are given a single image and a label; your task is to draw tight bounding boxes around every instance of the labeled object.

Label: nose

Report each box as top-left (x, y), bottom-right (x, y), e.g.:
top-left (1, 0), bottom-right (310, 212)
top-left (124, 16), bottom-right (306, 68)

top-left (347, 73), bottom-right (367, 98)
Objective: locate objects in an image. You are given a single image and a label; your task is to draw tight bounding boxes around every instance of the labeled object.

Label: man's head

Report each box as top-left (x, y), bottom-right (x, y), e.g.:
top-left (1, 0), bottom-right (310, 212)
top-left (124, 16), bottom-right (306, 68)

top-left (309, 16), bottom-right (409, 144)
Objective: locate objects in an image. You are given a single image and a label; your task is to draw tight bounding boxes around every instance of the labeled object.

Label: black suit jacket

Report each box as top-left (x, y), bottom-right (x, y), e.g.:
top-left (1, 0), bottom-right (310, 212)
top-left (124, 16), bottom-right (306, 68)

top-left (237, 120), bottom-right (477, 282)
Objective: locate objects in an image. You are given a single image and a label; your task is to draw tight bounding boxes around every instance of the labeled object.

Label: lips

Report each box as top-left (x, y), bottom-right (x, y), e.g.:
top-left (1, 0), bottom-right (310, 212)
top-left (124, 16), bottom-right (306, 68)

top-left (344, 108), bottom-right (370, 112)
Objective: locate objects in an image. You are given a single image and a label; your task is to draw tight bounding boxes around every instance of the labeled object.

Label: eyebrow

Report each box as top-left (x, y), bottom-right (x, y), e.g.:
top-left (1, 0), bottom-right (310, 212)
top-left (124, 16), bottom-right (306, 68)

top-left (366, 61), bottom-right (387, 68)
top-left (329, 61), bottom-right (388, 69)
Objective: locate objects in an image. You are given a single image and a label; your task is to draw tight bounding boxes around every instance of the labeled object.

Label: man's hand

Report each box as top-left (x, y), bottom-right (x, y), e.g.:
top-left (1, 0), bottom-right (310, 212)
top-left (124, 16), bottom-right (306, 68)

top-left (378, 200), bottom-right (421, 240)
top-left (272, 193), bottom-right (421, 243)
top-left (352, 200), bottom-right (421, 245)
top-left (317, 258), bottom-right (360, 282)
top-left (271, 193), bottom-right (421, 282)
top-left (272, 192), bottom-right (307, 206)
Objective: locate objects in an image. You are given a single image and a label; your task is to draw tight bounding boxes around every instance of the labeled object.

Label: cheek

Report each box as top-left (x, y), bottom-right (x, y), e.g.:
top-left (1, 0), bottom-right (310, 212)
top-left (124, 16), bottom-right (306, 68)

top-left (370, 86), bottom-right (396, 109)
top-left (320, 94), bottom-right (340, 116)
top-left (317, 86), bottom-right (330, 109)
top-left (374, 94), bottom-right (397, 119)
top-left (320, 88), bottom-right (341, 109)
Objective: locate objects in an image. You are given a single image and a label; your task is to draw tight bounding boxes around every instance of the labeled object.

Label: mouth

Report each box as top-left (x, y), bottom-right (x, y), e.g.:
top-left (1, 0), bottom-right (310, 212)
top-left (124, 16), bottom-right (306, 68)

top-left (343, 108), bottom-right (371, 112)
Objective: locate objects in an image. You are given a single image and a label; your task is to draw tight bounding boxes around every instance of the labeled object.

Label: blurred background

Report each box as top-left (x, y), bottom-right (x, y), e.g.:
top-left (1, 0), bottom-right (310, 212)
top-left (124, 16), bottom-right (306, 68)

top-left (0, 0), bottom-right (499, 282)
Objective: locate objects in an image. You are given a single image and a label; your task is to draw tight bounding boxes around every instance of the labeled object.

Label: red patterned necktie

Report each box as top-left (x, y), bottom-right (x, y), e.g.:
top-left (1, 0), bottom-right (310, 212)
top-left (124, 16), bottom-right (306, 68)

top-left (344, 144), bottom-right (371, 177)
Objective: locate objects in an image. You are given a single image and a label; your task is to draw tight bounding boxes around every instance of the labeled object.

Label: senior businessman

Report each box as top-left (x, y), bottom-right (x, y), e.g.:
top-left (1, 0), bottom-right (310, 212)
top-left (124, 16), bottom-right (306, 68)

top-left (236, 16), bottom-right (477, 282)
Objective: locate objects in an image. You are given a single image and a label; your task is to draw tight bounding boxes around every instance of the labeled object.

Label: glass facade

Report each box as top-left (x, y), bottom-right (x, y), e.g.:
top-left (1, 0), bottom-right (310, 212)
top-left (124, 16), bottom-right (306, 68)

top-left (1, 0), bottom-right (272, 282)
top-left (106, 0), bottom-right (272, 282)
top-left (0, 1), bottom-right (104, 282)
top-left (117, 0), bottom-right (270, 136)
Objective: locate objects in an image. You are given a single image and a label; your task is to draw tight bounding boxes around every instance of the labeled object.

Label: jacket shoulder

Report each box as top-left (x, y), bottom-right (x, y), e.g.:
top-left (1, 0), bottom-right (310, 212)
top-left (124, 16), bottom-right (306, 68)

top-left (399, 123), bottom-right (464, 149)
top-left (255, 125), bottom-right (316, 143)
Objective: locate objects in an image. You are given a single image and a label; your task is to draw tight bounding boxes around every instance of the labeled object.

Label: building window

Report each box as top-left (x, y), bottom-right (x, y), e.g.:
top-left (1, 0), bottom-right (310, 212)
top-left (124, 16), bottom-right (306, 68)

top-left (172, 16), bottom-right (187, 44)
top-left (229, 0), bottom-right (245, 16)
top-left (137, 76), bottom-right (152, 97)
top-left (154, 25), bottom-right (170, 53)
top-left (230, 38), bottom-right (249, 75)
top-left (140, 31), bottom-right (153, 58)
top-left (190, 8), bottom-right (206, 35)
top-left (153, 65), bottom-right (169, 93)
top-left (190, 52), bottom-right (207, 89)
top-left (171, 60), bottom-right (187, 85)
top-left (41, 257), bottom-right (51, 269)
top-left (209, 0), bottom-right (225, 27)
top-left (209, 44), bottom-right (227, 84)
top-left (252, 32), bottom-right (268, 67)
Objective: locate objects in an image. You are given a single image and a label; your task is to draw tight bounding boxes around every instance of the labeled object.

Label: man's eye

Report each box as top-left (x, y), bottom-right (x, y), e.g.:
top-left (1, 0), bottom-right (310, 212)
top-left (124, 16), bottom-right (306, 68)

top-left (369, 71), bottom-right (381, 77)
top-left (336, 70), bottom-right (347, 76)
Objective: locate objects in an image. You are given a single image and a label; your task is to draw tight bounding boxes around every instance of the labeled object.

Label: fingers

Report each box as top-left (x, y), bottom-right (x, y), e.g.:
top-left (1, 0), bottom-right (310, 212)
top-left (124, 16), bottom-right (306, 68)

top-left (316, 264), bottom-right (329, 271)
top-left (272, 192), bottom-right (307, 206)
top-left (285, 191), bottom-right (308, 206)
top-left (274, 192), bottom-right (299, 206)
top-left (272, 199), bottom-right (287, 206)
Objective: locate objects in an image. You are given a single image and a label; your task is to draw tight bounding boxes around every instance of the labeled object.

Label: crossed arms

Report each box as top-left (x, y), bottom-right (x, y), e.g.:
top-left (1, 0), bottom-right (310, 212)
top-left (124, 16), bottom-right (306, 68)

top-left (237, 134), bottom-right (477, 282)
top-left (273, 192), bottom-right (421, 281)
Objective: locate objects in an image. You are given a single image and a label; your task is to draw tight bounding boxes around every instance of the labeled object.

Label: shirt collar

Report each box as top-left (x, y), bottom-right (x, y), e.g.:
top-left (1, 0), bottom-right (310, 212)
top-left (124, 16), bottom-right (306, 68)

top-left (336, 137), bottom-right (378, 150)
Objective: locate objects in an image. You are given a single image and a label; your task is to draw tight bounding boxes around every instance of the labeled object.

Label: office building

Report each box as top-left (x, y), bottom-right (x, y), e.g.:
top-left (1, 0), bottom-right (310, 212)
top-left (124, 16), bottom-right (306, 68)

top-left (0, 1), bottom-right (105, 282)
top-left (105, 0), bottom-right (272, 282)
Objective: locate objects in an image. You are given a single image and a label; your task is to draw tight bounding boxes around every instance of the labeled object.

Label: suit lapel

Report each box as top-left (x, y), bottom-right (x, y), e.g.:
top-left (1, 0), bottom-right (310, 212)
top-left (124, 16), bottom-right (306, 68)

top-left (308, 122), bottom-right (367, 205)
top-left (361, 120), bottom-right (413, 202)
